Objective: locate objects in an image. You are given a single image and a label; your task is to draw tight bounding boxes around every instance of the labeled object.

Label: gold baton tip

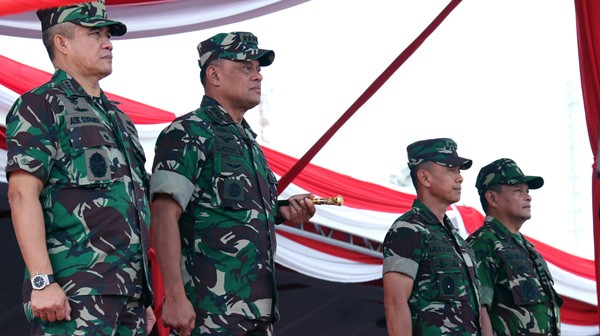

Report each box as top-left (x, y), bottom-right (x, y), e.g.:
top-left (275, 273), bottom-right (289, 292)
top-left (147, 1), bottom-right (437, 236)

top-left (311, 195), bottom-right (344, 206)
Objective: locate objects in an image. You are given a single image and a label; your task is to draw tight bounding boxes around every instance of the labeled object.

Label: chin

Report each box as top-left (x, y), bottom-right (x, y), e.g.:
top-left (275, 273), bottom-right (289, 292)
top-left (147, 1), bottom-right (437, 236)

top-left (98, 69), bottom-right (112, 80)
top-left (246, 99), bottom-right (260, 110)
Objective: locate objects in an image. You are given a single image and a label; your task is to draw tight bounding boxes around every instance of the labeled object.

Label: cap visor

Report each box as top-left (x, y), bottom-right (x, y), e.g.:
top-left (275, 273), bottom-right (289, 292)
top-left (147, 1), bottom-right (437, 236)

top-left (79, 20), bottom-right (127, 36)
top-left (524, 176), bottom-right (544, 189)
top-left (254, 49), bottom-right (275, 66)
top-left (442, 156), bottom-right (472, 170)
top-left (459, 158), bottom-right (473, 170)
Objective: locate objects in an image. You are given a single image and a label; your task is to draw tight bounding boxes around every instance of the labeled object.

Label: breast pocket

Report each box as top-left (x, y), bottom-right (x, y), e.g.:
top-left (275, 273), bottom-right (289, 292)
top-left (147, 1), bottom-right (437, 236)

top-left (501, 251), bottom-right (544, 306)
top-left (212, 156), bottom-right (254, 210)
top-left (66, 120), bottom-right (122, 186)
top-left (429, 254), bottom-right (469, 302)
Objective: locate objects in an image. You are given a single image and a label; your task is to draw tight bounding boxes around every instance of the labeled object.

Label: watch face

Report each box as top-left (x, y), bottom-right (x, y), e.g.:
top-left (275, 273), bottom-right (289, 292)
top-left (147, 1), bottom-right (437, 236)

top-left (32, 275), bottom-right (46, 289)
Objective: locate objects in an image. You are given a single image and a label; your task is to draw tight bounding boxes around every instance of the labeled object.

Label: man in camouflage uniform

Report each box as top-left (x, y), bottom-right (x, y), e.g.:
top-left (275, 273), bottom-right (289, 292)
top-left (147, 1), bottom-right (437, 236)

top-left (150, 32), bottom-right (316, 336)
top-left (467, 158), bottom-right (562, 335)
top-left (5, 1), bottom-right (155, 335)
top-left (382, 138), bottom-right (483, 335)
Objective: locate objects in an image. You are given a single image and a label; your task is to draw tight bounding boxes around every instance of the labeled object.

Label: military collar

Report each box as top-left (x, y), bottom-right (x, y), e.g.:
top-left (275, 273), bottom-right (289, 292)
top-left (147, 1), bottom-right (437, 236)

top-left (200, 95), bottom-right (258, 138)
top-left (411, 199), bottom-right (454, 230)
top-left (51, 69), bottom-right (114, 103)
top-left (484, 215), bottom-right (528, 243)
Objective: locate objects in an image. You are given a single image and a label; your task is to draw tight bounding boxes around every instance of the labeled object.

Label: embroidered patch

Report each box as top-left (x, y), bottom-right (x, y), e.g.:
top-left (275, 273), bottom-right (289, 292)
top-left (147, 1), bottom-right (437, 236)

top-left (85, 149), bottom-right (110, 180)
top-left (521, 278), bottom-right (540, 302)
top-left (441, 274), bottom-right (458, 296)
top-left (224, 179), bottom-right (244, 200)
top-left (66, 112), bottom-right (102, 128)
top-left (215, 143), bottom-right (243, 156)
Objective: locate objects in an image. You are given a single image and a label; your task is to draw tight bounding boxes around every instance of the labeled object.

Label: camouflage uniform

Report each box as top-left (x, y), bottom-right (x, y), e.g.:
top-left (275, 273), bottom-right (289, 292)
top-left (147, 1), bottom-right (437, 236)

top-left (6, 2), bottom-right (152, 334)
top-left (382, 138), bottom-right (481, 335)
top-left (5, 69), bottom-right (152, 324)
top-left (467, 217), bottom-right (561, 335)
top-left (150, 96), bottom-right (280, 335)
top-left (28, 295), bottom-right (146, 335)
top-left (467, 158), bottom-right (562, 335)
top-left (383, 200), bottom-right (482, 335)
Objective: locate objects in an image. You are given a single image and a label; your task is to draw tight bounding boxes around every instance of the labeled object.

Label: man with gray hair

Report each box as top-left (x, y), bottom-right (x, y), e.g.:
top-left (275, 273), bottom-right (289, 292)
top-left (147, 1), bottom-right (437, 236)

top-left (5, 1), bottom-right (155, 334)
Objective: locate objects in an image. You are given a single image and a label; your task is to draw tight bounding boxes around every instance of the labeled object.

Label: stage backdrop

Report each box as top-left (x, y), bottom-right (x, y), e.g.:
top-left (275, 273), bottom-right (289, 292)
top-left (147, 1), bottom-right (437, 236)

top-left (1, 0), bottom-right (599, 334)
top-left (0, 53), bottom-right (598, 335)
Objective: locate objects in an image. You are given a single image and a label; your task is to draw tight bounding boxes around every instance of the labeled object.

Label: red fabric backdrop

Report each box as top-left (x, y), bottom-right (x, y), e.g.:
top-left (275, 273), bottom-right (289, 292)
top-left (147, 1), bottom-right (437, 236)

top-left (574, 0), bottom-right (600, 322)
top-left (0, 0), bottom-right (83, 16)
top-left (1, 0), bottom-right (600, 332)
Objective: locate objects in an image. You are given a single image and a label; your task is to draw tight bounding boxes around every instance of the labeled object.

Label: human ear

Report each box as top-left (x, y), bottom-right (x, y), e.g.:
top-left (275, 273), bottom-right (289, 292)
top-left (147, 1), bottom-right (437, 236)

top-left (417, 169), bottom-right (430, 187)
top-left (54, 35), bottom-right (68, 54)
top-left (485, 191), bottom-right (496, 206)
top-left (205, 66), bottom-right (220, 84)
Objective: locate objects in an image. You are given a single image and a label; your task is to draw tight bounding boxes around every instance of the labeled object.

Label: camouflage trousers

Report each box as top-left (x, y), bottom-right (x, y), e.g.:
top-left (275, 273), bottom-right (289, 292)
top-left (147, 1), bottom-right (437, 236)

top-left (174, 315), bottom-right (273, 336)
top-left (27, 295), bottom-right (147, 336)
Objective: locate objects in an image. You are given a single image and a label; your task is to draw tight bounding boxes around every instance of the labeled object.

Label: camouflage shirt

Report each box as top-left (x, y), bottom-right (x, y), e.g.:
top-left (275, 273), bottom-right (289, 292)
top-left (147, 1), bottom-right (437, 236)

top-left (150, 96), bottom-right (279, 324)
top-left (383, 200), bottom-right (481, 335)
top-left (467, 215), bottom-right (562, 335)
top-left (5, 69), bottom-right (152, 304)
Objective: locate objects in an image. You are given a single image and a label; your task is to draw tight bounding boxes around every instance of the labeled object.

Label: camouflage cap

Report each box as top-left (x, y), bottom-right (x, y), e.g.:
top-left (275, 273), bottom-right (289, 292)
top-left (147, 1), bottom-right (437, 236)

top-left (36, 0), bottom-right (126, 36)
top-left (197, 32), bottom-right (275, 69)
top-left (407, 138), bottom-right (472, 170)
top-left (475, 158), bottom-right (544, 195)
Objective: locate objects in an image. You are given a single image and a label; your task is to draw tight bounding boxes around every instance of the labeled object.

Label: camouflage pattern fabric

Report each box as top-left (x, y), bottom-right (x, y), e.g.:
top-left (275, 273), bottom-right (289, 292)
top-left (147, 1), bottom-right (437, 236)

top-left (467, 216), bottom-right (562, 335)
top-left (199, 314), bottom-right (273, 335)
top-left (5, 69), bottom-right (153, 306)
top-left (28, 295), bottom-right (146, 335)
top-left (475, 158), bottom-right (544, 196)
top-left (36, 0), bottom-right (126, 36)
top-left (150, 96), bottom-right (280, 334)
top-left (197, 31), bottom-right (275, 69)
top-left (406, 137), bottom-right (472, 170)
top-left (383, 200), bottom-right (481, 335)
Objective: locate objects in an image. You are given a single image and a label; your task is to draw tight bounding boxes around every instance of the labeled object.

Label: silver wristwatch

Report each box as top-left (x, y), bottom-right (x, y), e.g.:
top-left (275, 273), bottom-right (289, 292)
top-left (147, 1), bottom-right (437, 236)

top-left (31, 273), bottom-right (55, 290)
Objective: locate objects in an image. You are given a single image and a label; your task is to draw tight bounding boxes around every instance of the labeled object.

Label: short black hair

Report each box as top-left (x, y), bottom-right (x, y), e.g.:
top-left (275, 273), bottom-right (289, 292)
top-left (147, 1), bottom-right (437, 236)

top-left (480, 184), bottom-right (503, 214)
top-left (409, 161), bottom-right (435, 189)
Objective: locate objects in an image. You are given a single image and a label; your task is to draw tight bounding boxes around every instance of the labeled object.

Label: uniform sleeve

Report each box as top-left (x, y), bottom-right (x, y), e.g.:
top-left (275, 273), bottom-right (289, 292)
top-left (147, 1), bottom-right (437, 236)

top-left (150, 119), bottom-right (204, 210)
top-left (468, 233), bottom-right (496, 308)
top-left (5, 93), bottom-right (57, 183)
top-left (382, 219), bottom-right (426, 279)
